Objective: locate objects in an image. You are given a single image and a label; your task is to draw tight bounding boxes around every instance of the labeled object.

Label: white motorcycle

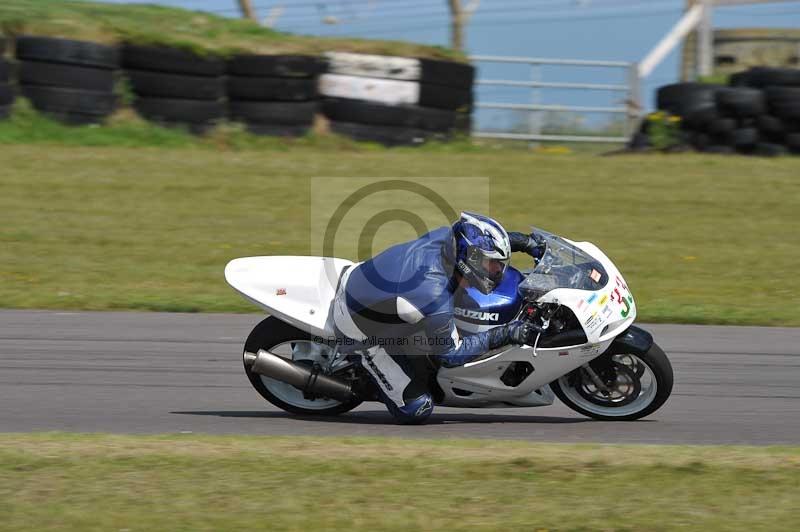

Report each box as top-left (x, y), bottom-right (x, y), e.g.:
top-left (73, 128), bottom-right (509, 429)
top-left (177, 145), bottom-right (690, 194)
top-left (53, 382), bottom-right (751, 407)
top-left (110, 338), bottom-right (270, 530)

top-left (225, 228), bottom-right (673, 421)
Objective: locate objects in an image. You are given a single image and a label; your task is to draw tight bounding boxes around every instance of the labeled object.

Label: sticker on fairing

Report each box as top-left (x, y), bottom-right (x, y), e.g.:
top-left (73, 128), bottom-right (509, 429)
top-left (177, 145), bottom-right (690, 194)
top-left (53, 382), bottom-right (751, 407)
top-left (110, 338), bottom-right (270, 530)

top-left (620, 297), bottom-right (632, 317)
top-left (579, 344), bottom-right (602, 357)
top-left (612, 276), bottom-right (634, 318)
top-left (611, 287), bottom-right (633, 317)
top-left (585, 312), bottom-right (602, 331)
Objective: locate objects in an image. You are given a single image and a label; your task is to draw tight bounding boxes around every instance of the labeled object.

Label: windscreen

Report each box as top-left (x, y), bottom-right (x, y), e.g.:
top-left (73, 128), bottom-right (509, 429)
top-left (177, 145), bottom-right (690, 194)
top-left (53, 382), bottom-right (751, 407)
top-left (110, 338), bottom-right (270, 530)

top-left (518, 228), bottom-right (608, 302)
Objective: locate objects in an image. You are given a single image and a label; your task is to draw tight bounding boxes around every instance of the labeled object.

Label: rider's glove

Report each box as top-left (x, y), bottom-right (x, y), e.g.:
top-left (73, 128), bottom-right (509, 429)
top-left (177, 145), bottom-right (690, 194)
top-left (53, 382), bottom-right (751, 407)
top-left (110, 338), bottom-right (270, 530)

top-left (508, 231), bottom-right (545, 259)
top-left (438, 320), bottom-right (543, 368)
top-left (506, 320), bottom-right (541, 346)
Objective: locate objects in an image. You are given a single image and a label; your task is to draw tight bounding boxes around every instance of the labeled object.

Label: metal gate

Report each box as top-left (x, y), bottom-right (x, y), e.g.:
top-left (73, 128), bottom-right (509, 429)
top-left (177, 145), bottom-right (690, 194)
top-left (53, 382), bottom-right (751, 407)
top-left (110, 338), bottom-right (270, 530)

top-left (469, 55), bottom-right (641, 144)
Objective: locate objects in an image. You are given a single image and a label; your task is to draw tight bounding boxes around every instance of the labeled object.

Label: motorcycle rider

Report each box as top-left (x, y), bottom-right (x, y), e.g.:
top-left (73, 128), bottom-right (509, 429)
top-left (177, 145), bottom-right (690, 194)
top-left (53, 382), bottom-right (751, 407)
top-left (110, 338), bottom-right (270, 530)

top-left (332, 212), bottom-right (544, 424)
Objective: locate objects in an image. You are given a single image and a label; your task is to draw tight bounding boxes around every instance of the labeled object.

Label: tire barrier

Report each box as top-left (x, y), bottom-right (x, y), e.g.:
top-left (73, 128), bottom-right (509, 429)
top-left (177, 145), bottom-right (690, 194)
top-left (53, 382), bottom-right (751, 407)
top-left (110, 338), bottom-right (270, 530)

top-left (0, 59), bottom-right (9, 83)
top-left (0, 82), bottom-right (13, 121)
top-left (228, 100), bottom-right (317, 134)
top-left (227, 54), bottom-right (325, 78)
top-left (329, 121), bottom-right (429, 146)
top-left (320, 51), bottom-right (473, 145)
top-left (0, 37), bottom-right (13, 121)
top-left (225, 54), bottom-right (322, 136)
top-left (766, 87), bottom-right (800, 120)
top-left (21, 86), bottom-right (117, 125)
top-left (127, 70), bottom-right (225, 100)
top-left (324, 52), bottom-right (420, 80)
top-left (17, 35), bottom-right (119, 68)
top-left (729, 67), bottom-right (800, 88)
top-left (19, 61), bottom-right (115, 92)
top-left (122, 44), bottom-right (224, 76)
top-left (638, 67), bottom-right (800, 155)
top-left (227, 77), bottom-right (316, 101)
top-left (122, 44), bottom-right (225, 133)
top-left (0, 34), bottom-right (476, 144)
top-left (15, 36), bottom-right (119, 125)
top-left (322, 98), bottom-right (456, 131)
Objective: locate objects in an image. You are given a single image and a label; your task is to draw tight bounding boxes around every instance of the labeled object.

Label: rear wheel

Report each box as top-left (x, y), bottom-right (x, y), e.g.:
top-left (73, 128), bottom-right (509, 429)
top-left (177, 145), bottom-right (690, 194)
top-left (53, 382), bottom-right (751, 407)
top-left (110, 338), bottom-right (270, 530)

top-left (243, 317), bottom-right (362, 416)
top-left (551, 343), bottom-right (673, 421)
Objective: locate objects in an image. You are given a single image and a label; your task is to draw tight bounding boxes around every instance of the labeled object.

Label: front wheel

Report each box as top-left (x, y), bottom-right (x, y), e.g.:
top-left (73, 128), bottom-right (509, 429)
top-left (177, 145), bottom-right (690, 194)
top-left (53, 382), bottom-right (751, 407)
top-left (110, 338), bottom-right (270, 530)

top-left (551, 343), bottom-right (673, 421)
top-left (243, 317), bottom-right (363, 416)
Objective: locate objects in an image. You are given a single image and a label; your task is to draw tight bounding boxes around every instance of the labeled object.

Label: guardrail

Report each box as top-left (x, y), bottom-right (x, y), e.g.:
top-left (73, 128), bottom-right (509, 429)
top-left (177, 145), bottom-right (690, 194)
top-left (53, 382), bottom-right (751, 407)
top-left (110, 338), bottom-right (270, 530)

top-left (469, 55), bottom-right (642, 144)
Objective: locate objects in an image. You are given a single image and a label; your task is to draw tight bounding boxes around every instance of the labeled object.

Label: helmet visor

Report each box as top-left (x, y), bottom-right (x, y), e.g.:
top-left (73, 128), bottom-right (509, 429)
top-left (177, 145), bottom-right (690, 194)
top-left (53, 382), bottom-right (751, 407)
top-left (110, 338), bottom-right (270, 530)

top-left (466, 246), bottom-right (508, 291)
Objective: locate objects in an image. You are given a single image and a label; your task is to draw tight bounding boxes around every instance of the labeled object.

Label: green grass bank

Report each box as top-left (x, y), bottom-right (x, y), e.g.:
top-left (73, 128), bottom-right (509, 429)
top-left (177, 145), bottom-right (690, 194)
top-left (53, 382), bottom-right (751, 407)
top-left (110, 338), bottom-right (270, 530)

top-left (0, 0), bottom-right (462, 59)
top-left (1, 434), bottom-right (798, 531)
top-left (1, 144), bottom-right (799, 325)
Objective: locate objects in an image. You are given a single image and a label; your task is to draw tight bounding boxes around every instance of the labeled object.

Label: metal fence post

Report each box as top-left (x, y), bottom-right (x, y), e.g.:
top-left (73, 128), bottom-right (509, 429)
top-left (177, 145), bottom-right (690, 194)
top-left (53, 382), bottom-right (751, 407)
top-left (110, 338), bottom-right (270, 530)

top-left (627, 63), bottom-right (642, 141)
top-left (529, 62), bottom-right (542, 148)
top-left (697, 0), bottom-right (714, 79)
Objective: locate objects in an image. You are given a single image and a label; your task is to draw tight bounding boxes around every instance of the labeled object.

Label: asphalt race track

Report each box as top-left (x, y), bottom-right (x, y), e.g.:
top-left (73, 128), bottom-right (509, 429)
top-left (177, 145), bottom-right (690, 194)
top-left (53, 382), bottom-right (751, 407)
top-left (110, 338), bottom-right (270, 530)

top-left (1, 310), bottom-right (799, 445)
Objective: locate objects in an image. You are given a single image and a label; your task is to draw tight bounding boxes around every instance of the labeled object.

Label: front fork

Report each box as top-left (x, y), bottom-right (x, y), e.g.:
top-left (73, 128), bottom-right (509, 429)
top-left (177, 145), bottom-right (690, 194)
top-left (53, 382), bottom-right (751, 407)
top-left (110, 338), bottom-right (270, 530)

top-left (573, 325), bottom-right (654, 395)
top-left (581, 364), bottom-right (611, 395)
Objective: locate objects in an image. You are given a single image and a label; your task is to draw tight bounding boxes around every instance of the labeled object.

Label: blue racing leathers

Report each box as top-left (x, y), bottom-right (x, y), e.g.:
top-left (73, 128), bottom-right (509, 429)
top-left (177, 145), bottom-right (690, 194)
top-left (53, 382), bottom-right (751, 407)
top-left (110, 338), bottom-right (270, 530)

top-left (332, 226), bottom-right (534, 423)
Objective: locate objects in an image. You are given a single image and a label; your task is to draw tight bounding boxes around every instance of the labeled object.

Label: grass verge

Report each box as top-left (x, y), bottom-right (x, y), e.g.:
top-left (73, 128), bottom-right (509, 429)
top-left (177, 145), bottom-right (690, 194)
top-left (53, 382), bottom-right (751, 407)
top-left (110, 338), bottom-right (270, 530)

top-left (0, 100), bottom-right (399, 150)
top-left (0, 433), bottom-right (798, 531)
top-left (0, 0), bottom-right (462, 59)
top-left (1, 142), bottom-right (799, 325)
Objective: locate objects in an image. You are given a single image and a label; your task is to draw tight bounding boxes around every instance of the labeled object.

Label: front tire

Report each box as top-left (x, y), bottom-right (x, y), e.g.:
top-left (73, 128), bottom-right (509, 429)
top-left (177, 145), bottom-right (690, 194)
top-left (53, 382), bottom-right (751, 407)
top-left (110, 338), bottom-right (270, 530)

top-left (243, 317), bottom-right (362, 416)
top-left (551, 343), bottom-right (673, 421)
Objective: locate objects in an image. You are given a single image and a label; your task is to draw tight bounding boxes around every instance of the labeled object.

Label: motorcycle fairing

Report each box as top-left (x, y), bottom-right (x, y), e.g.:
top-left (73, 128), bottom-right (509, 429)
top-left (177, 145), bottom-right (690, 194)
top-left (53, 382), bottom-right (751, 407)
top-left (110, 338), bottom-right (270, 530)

top-left (436, 338), bottom-right (615, 407)
top-left (437, 238), bottom-right (634, 408)
top-left (225, 256), bottom-right (353, 338)
top-left (534, 239), bottom-right (637, 345)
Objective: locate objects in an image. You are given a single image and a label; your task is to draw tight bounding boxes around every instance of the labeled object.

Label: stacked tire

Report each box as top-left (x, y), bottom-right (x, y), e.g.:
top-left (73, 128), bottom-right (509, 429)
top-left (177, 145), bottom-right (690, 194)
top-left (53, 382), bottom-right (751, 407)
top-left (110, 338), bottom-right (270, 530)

top-left (226, 54), bottom-right (322, 136)
top-left (644, 66), bottom-right (800, 156)
top-left (0, 36), bottom-right (13, 121)
top-left (122, 44), bottom-right (225, 134)
top-left (15, 36), bottom-right (119, 125)
top-left (733, 67), bottom-right (800, 155)
top-left (319, 52), bottom-right (473, 146)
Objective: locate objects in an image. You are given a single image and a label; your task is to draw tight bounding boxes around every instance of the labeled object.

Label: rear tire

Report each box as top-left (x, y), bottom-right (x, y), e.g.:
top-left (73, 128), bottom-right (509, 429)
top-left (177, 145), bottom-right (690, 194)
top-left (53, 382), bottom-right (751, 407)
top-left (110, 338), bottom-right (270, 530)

top-left (551, 343), bottom-right (673, 421)
top-left (243, 317), bottom-right (362, 416)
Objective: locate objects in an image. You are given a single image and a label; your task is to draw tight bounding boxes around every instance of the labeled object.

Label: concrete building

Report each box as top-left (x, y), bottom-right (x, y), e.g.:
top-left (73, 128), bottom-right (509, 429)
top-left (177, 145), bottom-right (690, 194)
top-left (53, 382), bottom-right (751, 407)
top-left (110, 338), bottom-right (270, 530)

top-left (682, 28), bottom-right (800, 80)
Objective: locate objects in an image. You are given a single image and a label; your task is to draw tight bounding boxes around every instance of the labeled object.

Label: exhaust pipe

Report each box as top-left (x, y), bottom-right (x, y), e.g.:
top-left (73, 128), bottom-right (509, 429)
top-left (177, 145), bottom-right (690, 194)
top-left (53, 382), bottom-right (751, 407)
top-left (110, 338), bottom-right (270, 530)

top-left (244, 350), bottom-right (354, 402)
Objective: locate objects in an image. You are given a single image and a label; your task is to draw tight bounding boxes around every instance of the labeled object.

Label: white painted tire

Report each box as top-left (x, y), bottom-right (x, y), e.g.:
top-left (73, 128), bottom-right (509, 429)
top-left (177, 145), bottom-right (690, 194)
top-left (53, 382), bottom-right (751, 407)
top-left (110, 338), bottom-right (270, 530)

top-left (318, 73), bottom-right (420, 106)
top-left (324, 52), bottom-right (420, 80)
